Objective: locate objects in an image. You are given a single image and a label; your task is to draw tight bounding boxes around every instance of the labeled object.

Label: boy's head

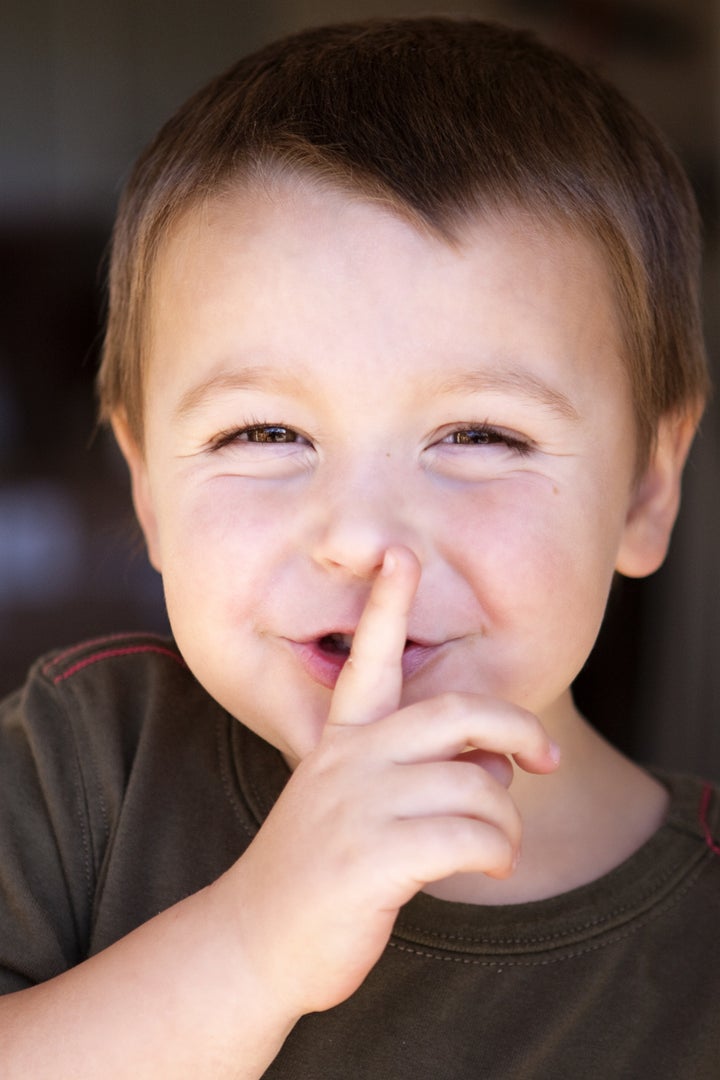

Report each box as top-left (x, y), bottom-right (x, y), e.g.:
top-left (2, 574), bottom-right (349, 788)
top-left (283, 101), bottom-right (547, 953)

top-left (98, 16), bottom-right (708, 470)
top-left (99, 17), bottom-right (710, 759)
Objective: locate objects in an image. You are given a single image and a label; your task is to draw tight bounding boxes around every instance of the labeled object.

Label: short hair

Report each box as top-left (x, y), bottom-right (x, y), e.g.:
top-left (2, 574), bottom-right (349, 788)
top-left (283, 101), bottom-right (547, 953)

top-left (98, 16), bottom-right (709, 464)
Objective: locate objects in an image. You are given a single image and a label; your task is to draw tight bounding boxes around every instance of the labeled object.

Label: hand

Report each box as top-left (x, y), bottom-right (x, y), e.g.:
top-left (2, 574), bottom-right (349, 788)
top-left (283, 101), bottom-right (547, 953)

top-left (227, 547), bottom-right (559, 1019)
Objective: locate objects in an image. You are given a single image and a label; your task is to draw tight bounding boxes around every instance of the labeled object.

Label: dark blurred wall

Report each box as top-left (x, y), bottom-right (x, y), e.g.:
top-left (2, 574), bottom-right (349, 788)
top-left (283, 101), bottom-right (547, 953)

top-left (1, 0), bottom-right (718, 776)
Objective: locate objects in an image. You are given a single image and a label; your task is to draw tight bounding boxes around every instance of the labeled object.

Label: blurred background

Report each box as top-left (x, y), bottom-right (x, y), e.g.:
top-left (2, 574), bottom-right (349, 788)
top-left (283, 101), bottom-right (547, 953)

top-left (1, 0), bottom-right (718, 777)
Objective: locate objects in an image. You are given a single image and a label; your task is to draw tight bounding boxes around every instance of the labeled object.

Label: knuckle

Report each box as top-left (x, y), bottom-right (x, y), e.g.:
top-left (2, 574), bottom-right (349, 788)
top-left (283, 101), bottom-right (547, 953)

top-left (529, 711), bottom-right (551, 745)
top-left (309, 724), bottom-right (365, 775)
top-left (445, 817), bottom-right (516, 875)
top-left (484, 832), bottom-right (517, 878)
top-left (434, 690), bottom-right (468, 720)
top-left (458, 761), bottom-right (500, 804)
top-left (443, 814), bottom-right (480, 848)
top-left (511, 707), bottom-right (551, 757)
top-left (505, 803), bottom-right (523, 848)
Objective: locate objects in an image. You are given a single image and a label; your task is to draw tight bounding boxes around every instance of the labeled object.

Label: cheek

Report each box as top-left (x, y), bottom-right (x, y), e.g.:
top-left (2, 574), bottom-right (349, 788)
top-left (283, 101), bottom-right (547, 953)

top-left (163, 478), bottom-right (285, 561)
top-left (155, 480), bottom-right (293, 621)
top-left (156, 490), bottom-right (295, 697)
top-left (446, 481), bottom-right (618, 623)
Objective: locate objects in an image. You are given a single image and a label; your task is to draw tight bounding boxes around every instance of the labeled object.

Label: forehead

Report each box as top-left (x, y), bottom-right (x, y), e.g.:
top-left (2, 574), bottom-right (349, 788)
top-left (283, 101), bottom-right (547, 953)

top-left (145, 180), bottom-right (628, 417)
top-left (155, 180), bottom-right (615, 296)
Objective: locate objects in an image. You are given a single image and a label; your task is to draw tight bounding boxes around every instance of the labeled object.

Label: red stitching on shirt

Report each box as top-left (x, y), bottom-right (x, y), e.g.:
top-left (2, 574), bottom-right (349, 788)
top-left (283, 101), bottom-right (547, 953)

top-left (52, 645), bottom-right (185, 684)
top-left (42, 633), bottom-right (162, 675)
top-left (699, 783), bottom-right (720, 856)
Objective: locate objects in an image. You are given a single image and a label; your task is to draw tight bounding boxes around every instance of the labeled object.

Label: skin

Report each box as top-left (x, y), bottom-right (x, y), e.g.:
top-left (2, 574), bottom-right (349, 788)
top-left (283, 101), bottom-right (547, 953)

top-left (0, 180), bottom-right (696, 1076)
top-left (123, 183), bottom-right (685, 769)
top-left (116, 180), bottom-right (696, 904)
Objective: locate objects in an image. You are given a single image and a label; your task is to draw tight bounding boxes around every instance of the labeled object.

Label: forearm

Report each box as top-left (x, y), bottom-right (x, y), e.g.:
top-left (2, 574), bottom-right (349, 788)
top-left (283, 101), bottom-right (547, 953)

top-left (0, 874), bottom-right (295, 1080)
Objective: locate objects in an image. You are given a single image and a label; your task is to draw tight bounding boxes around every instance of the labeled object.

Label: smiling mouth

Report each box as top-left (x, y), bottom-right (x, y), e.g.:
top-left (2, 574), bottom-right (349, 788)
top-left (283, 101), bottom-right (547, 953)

top-left (317, 632), bottom-right (425, 657)
top-left (290, 632), bottom-right (439, 690)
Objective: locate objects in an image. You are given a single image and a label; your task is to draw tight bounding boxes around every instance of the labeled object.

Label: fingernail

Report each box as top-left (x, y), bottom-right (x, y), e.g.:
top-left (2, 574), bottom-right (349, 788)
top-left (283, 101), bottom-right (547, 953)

top-left (381, 550), bottom-right (397, 576)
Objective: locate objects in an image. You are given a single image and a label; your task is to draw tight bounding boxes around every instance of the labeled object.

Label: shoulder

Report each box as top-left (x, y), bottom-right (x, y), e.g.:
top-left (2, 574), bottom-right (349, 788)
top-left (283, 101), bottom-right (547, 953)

top-left (635, 771), bottom-right (720, 915)
top-left (0, 635), bottom-right (241, 989)
top-left (636, 771), bottom-right (720, 958)
top-left (660, 770), bottom-right (720, 860)
top-left (16, 631), bottom-right (196, 743)
top-left (4, 632), bottom-right (229, 815)
top-left (36, 630), bottom-right (189, 701)
top-left (0, 635), bottom-right (180, 773)
top-left (0, 632), bottom-right (220, 864)
top-left (0, 630), bottom-right (205, 823)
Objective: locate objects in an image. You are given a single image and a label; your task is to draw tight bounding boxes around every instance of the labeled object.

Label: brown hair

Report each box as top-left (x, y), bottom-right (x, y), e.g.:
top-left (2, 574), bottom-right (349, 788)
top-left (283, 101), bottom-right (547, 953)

top-left (98, 17), bottom-right (709, 463)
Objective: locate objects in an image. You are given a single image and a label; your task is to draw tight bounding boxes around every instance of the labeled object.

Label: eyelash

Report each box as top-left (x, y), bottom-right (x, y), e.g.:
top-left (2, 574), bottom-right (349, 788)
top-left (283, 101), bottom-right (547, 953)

top-left (443, 423), bottom-right (534, 456)
top-left (208, 422), bottom-right (305, 451)
top-left (207, 421), bottom-right (534, 456)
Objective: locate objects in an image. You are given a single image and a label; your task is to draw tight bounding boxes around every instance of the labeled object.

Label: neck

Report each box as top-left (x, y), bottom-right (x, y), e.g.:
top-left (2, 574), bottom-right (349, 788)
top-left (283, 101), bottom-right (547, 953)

top-left (424, 696), bottom-right (669, 906)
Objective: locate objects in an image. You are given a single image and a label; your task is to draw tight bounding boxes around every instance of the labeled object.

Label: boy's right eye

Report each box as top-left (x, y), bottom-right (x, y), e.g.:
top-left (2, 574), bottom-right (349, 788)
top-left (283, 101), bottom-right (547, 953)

top-left (209, 424), bottom-right (307, 451)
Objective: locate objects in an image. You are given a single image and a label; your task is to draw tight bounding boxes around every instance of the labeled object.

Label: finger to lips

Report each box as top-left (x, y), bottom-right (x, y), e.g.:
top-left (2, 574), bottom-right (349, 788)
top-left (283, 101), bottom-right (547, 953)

top-left (328, 546), bottom-right (421, 727)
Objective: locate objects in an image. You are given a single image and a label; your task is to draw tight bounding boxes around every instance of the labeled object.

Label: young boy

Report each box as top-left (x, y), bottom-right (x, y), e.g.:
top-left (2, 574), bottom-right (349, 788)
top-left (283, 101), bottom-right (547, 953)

top-left (0, 16), bottom-right (717, 1078)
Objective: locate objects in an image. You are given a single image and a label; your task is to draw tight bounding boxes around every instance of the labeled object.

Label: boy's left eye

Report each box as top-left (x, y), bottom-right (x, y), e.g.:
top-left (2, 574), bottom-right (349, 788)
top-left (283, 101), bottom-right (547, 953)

top-left (440, 425), bottom-right (532, 454)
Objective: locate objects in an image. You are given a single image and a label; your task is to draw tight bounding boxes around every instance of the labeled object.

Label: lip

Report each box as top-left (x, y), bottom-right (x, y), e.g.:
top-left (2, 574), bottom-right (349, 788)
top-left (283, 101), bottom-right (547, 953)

top-left (285, 634), bottom-right (444, 691)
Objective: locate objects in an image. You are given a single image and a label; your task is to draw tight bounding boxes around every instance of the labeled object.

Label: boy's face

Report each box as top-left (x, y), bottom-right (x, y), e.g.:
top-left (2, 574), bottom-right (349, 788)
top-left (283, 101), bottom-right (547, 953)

top-left (119, 183), bottom-right (678, 766)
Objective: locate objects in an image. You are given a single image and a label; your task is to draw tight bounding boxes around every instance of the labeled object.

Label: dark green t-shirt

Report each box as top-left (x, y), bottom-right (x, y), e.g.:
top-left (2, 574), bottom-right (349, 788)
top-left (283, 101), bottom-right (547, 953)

top-left (1, 634), bottom-right (719, 1078)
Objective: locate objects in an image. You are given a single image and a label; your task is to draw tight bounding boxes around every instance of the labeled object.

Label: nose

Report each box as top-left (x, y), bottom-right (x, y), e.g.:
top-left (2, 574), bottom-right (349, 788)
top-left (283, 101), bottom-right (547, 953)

top-left (309, 468), bottom-right (423, 579)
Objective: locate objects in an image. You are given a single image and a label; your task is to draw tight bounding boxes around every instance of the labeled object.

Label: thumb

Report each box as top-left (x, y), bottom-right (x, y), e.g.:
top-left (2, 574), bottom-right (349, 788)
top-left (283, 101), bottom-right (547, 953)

top-left (328, 547), bottom-right (421, 727)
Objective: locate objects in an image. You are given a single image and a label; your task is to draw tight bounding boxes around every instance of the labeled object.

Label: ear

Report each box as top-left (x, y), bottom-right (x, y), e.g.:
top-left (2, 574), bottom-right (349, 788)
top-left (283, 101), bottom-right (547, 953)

top-left (615, 412), bottom-right (698, 579)
top-left (111, 411), bottom-right (163, 572)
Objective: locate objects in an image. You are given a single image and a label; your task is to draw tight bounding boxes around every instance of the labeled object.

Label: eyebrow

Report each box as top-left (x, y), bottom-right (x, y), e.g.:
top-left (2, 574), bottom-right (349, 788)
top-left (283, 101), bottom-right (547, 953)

top-left (175, 364), bottom-right (303, 420)
top-left (175, 360), bottom-right (581, 423)
top-left (437, 367), bottom-right (580, 421)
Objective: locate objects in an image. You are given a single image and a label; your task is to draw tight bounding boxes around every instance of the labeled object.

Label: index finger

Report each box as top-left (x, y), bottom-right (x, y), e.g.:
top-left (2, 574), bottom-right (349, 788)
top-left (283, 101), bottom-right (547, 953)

top-left (328, 546), bottom-right (421, 727)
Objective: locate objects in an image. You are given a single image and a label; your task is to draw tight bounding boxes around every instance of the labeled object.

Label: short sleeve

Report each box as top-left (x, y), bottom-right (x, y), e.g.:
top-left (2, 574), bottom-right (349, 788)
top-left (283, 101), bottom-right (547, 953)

top-left (0, 667), bottom-right (99, 991)
top-left (0, 633), bottom-right (250, 994)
